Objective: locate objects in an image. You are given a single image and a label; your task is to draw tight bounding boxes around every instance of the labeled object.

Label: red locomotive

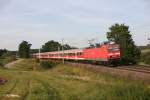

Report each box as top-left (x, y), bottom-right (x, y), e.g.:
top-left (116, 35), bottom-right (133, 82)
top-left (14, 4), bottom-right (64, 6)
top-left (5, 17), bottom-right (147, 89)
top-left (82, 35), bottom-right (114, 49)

top-left (33, 41), bottom-right (120, 65)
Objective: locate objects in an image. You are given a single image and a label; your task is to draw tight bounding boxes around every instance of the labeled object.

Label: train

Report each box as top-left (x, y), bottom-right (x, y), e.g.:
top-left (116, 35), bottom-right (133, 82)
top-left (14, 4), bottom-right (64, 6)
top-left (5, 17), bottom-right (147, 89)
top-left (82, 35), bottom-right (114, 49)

top-left (33, 41), bottom-right (121, 66)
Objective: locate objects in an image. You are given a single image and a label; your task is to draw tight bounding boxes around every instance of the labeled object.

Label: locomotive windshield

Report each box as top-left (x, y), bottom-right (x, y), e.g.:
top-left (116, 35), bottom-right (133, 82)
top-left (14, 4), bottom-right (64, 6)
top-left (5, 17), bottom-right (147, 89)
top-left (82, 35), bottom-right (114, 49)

top-left (108, 45), bottom-right (120, 52)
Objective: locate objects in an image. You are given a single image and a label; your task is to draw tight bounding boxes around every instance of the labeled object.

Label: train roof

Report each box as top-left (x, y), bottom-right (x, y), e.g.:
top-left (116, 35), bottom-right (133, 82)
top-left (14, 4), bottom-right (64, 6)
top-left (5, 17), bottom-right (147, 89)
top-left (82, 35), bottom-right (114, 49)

top-left (48, 49), bottom-right (83, 54)
top-left (33, 49), bottom-right (83, 55)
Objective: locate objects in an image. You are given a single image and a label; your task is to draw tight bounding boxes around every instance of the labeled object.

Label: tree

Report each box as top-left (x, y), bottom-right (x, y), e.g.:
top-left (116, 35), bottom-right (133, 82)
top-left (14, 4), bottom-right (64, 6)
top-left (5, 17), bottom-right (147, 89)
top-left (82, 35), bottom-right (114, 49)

top-left (18, 41), bottom-right (32, 58)
top-left (107, 23), bottom-right (141, 64)
top-left (0, 49), bottom-right (7, 57)
top-left (41, 40), bottom-right (77, 52)
top-left (41, 40), bottom-right (61, 52)
top-left (63, 44), bottom-right (77, 50)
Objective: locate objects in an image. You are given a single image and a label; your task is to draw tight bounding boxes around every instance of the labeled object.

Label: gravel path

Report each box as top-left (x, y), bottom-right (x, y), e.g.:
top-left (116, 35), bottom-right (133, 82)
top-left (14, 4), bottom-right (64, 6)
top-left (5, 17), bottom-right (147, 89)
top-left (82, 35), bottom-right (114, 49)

top-left (4, 59), bottom-right (23, 68)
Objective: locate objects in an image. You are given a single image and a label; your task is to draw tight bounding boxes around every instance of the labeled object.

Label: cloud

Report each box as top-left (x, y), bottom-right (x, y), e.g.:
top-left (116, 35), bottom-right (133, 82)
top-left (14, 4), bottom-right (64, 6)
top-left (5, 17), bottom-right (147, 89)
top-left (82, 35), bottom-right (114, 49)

top-left (0, 0), bottom-right (11, 10)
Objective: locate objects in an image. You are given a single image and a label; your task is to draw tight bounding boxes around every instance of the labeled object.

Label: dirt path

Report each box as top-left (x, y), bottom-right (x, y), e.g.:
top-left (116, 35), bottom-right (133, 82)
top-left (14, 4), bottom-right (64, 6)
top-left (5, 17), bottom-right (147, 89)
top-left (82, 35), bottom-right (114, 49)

top-left (4, 59), bottom-right (23, 68)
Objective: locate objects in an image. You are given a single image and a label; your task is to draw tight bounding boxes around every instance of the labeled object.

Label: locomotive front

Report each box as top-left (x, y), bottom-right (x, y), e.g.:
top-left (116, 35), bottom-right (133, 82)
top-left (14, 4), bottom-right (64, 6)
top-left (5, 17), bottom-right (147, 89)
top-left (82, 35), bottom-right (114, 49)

top-left (107, 42), bottom-right (121, 65)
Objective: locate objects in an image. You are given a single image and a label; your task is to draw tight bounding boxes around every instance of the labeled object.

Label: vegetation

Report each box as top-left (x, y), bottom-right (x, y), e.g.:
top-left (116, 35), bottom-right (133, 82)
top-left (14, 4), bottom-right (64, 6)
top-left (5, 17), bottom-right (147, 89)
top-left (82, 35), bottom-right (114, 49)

top-left (141, 50), bottom-right (150, 65)
top-left (139, 46), bottom-right (150, 51)
top-left (107, 23), bottom-right (141, 64)
top-left (0, 59), bottom-right (149, 100)
top-left (138, 45), bottom-right (150, 65)
top-left (30, 49), bottom-right (39, 54)
top-left (40, 60), bottom-right (59, 69)
top-left (141, 49), bottom-right (150, 54)
top-left (0, 49), bottom-right (7, 57)
top-left (42, 40), bottom-right (61, 52)
top-left (41, 40), bottom-right (77, 52)
top-left (18, 41), bottom-right (32, 58)
top-left (0, 50), bottom-right (16, 66)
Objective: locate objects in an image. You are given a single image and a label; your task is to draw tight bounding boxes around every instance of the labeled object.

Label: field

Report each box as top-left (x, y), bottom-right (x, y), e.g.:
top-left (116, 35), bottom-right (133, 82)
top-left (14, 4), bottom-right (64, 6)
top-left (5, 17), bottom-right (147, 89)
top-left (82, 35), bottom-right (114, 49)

top-left (140, 48), bottom-right (150, 66)
top-left (0, 59), bottom-right (150, 100)
top-left (141, 49), bottom-right (150, 53)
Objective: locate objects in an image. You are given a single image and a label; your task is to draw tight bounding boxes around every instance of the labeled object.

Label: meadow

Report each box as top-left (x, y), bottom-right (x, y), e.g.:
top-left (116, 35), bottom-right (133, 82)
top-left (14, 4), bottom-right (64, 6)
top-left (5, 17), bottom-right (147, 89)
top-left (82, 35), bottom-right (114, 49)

top-left (0, 59), bottom-right (150, 100)
top-left (140, 48), bottom-right (150, 65)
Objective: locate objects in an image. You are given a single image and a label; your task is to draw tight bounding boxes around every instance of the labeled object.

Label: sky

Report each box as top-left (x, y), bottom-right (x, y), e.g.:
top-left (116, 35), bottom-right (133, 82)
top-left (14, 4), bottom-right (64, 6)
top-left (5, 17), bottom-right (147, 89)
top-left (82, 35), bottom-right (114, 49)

top-left (0, 0), bottom-right (150, 50)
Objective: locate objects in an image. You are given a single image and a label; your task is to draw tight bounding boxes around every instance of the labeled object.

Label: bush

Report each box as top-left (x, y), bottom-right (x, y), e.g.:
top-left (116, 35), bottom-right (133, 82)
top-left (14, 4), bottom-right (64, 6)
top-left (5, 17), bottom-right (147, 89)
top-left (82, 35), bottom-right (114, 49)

top-left (40, 60), bottom-right (59, 69)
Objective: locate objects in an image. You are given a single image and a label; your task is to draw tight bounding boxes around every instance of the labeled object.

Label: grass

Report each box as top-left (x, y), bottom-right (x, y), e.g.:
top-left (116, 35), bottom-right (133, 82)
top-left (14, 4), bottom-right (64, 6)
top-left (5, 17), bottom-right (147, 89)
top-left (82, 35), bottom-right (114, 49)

top-left (0, 59), bottom-right (150, 100)
top-left (0, 56), bottom-right (16, 66)
top-left (141, 49), bottom-right (150, 53)
top-left (140, 49), bottom-right (150, 66)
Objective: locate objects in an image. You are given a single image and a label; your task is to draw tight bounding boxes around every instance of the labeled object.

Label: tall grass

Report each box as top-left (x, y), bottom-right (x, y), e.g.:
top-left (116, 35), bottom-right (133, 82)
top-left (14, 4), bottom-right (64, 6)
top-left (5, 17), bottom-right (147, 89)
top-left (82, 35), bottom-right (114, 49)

top-left (0, 59), bottom-right (149, 100)
top-left (40, 60), bottom-right (59, 69)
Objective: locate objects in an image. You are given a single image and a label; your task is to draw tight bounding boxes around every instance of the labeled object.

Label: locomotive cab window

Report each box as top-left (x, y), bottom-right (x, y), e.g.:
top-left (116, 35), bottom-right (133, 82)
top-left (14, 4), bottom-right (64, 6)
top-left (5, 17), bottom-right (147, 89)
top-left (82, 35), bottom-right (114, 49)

top-left (108, 46), bottom-right (120, 52)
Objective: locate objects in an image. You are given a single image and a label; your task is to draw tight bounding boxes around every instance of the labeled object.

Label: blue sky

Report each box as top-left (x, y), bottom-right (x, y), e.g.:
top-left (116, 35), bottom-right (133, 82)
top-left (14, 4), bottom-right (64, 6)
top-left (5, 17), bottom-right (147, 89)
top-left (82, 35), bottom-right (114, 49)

top-left (0, 0), bottom-right (150, 50)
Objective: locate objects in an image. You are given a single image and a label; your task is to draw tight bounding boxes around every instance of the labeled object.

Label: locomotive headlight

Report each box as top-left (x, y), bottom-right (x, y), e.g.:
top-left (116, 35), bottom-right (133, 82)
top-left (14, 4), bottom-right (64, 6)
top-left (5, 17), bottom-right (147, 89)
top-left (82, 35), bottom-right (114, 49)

top-left (115, 52), bottom-right (120, 55)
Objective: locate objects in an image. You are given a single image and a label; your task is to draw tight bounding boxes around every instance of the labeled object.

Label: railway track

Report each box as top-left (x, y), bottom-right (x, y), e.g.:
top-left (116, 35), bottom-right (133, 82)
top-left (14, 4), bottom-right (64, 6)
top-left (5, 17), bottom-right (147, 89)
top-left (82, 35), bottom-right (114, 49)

top-left (115, 65), bottom-right (150, 74)
top-left (65, 61), bottom-right (150, 75)
top-left (43, 60), bottom-right (150, 82)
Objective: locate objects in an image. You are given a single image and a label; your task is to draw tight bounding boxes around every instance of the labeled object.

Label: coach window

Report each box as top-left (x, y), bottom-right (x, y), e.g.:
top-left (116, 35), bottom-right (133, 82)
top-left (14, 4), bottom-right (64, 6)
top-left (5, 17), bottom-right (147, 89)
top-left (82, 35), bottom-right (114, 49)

top-left (77, 52), bottom-right (82, 56)
top-left (64, 53), bottom-right (67, 56)
top-left (68, 53), bottom-right (74, 56)
top-left (59, 54), bottom-right (62, 57)
top-left (108, 47), bottom-right (120, 52)
top-left (68, 53), bottom-right (71, 56)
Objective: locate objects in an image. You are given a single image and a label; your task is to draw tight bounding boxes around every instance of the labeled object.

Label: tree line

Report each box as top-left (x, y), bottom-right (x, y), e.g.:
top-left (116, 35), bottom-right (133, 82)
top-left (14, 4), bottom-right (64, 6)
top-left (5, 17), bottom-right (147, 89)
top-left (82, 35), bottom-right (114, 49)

top-left (18, 40), bottom-right (77, 58)
top-left (18, 23), bottom-right (143, 64)
top-left (0, 49), bottom-right (16, 66)
top-left (0, 49), bottom-right (7, 57)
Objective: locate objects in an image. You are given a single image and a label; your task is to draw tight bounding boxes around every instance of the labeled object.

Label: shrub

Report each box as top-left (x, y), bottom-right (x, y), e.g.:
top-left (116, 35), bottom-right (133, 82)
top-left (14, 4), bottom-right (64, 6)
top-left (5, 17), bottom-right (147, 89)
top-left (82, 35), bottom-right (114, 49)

top-left (40, 60), bottom-right (59, 69)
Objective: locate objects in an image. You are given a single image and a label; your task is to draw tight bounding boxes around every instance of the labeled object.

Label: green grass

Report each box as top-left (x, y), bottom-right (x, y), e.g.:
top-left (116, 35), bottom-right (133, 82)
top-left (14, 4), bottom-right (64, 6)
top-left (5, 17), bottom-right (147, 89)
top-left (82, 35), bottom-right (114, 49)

top-left (0, 59), bottom-right (150, 100)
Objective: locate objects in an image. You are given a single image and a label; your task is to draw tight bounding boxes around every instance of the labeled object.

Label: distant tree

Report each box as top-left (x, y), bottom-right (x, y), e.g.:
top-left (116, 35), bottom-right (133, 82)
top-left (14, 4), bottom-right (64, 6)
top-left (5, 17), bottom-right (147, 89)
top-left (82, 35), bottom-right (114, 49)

top-left (41, 40), bottom-right (61, 52)
top-left (63, 44), bottom-right (77, 50)
top-left (30, 49), bottom-right (39, 54)
top-left (41, 40), bottom-right (77, 52)
top-left (0, 49), bottom-right (7, 57)
top-left (107, 23), bottom-right (141, 64)
top-left (18, 41), bottom-right (32, 58)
